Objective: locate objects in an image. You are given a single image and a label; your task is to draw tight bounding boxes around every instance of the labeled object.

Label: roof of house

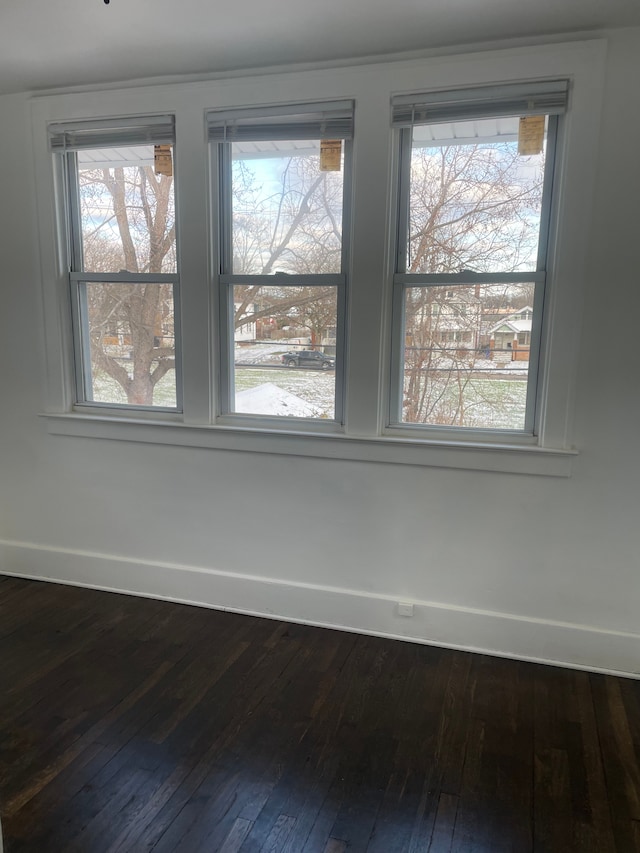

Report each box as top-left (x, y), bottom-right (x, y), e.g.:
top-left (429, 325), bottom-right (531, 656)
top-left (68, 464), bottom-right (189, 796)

top-left (489, 307), bottom-right (533, 336)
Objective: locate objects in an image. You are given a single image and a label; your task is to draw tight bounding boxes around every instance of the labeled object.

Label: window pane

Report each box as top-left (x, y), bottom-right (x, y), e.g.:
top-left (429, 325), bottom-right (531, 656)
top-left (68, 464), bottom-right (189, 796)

top-left (407, 117), bottom-right (546, 274)
top-left (77, 146), bottom-right (176, 274)
top-left (231, 141), bottom-right (344, 275)
top-left (84, 282), bottom-right (176, 408)
top-left (232, 285), bottom-right (337, 419)
top-left (402, 283), bottom-right (535, 430)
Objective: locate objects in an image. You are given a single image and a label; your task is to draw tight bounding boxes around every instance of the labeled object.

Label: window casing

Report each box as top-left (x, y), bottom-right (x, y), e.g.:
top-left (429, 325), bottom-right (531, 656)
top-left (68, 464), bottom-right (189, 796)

top-left (389, 81), bottom-right (567, 435)
top-left (35, 42), bottom-right (607, 475)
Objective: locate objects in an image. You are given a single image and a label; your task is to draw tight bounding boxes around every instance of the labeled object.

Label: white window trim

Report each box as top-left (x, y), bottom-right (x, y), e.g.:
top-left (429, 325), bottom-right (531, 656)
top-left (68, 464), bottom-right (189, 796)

top-left (211, 102), bottom-right (354, 425)
top-left (387, 96), bottom-right (560, 436)
top-left (206, 99), bottom-right (353, 432)
top-left (31, 39), bottom-right (607, 477)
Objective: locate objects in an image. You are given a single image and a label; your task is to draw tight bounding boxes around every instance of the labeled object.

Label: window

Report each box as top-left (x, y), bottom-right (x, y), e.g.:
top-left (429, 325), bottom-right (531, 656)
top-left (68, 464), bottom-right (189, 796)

top-left (390, 81), bottom-right (568, 433)
top-left (49, 116), bottom-right (181, 410)
top-left (208, 102), bottom-right (353, 422)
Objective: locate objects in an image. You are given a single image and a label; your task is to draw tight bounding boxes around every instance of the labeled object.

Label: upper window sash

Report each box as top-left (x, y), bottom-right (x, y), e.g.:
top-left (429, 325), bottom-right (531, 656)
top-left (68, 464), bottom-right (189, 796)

top-left (212, 101), bottom-right (354, 279)
top-left (394, 109), bottom-right (561, 278)
top-left (51, 115), bottom-right (178, 276)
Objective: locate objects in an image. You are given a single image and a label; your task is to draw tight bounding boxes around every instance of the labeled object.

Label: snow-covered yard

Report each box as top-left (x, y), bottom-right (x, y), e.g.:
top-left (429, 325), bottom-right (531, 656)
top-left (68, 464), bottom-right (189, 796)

top-left (234, 367), bottom-right (335, 418)
top-left (90, 356), bottom-right (529, 428)
top-left (233, 342), bottom-right (289, 365)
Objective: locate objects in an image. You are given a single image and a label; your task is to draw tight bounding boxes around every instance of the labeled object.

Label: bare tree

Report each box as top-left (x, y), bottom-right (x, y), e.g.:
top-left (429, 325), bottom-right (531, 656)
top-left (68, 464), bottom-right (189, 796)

top-left (82, 149), bottom-right (342, 407)
top-left (79, 160), bottom-right (176, 406)
top-left (80, 138), bottom-right (542, 424)
top-left (408, 144), bottom-right (542, 275)
top-left (231, 154), bottom-right (342, 346)
top-left (403, 142), bottom-right (543, 426)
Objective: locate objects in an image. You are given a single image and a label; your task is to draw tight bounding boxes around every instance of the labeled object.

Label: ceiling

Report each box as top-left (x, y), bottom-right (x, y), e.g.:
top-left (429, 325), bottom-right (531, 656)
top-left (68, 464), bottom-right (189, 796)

top-left (1, 0), bottom-right (638, 96)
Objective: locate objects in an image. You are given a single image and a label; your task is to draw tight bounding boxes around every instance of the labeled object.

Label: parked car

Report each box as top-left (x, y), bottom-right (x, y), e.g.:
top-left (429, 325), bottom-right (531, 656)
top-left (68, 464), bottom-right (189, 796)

top-left (281, 350), bottom-right (335, 370)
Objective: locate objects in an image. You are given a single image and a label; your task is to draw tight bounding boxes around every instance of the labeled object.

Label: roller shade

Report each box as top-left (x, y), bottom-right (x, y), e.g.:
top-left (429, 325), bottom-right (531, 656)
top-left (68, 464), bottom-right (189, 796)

top-left (208, 100), bottom-right (354, 142)
top-left (392, 80), bottom-right (569, 127)
top-left (48, 115), bottom-right (175, 152)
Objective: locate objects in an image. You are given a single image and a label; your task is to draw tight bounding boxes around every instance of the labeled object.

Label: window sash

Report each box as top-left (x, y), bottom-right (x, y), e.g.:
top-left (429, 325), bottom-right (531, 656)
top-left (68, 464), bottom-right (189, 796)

top-left (69, 279), bottom-right (183, 412)
top-left (219, 280), bottom-right (346, 424)
top-left (394, 280), bottom-right (546, 433)
top-left (396, 116), bottom-right (559, 277)
top-left (217, 138), bottom-right (353, 277)
top-left (65, 147), bottom-right (178, 277)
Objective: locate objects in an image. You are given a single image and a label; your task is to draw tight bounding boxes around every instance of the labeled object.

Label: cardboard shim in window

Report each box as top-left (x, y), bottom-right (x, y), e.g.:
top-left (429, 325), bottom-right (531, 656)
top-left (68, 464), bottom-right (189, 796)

top-left (154, 144), bottom-right (173, 176)
top-left (320, 140), bottom-right (342, 171)
top-left (518, 116), bottom-right (545, 156)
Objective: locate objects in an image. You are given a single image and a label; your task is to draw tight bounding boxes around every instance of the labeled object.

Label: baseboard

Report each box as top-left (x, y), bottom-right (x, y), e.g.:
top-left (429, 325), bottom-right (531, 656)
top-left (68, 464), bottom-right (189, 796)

top-left (1, 539), bottom-right (638, 678)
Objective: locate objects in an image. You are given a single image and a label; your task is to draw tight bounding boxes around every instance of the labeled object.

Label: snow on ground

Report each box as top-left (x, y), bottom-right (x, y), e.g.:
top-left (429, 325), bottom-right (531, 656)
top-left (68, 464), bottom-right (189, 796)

top-left (234, 342), bottom-right (291, 365)
top-left (433, 357), bottom-right (529, 375)
top-left (235, 383), bottom-right (319, 417)
top-left (235, 367), bottom-right (335, 417)
top-left (500, 360), bottom-right (529, 374)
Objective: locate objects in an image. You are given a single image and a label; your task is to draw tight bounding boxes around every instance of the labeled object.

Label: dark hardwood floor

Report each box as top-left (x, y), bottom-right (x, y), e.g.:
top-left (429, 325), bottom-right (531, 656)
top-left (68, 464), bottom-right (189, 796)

top-left (0, 576), bottom-right (639, 852)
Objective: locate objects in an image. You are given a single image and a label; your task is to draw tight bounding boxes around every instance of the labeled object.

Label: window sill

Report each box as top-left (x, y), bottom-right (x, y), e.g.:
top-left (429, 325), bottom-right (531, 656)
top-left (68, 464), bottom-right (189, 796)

top-left (42, 413), bottom-right (576, 476)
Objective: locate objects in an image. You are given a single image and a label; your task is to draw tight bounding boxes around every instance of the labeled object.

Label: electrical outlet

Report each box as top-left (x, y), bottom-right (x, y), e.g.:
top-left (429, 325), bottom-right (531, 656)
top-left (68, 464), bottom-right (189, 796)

top-left (397, 602), bottom-right (414, 617)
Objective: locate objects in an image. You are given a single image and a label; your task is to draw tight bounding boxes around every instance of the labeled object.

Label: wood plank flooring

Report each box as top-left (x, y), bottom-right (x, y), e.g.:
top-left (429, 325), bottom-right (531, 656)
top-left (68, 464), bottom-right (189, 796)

top-left (0, 576), bottom-right (639, 852)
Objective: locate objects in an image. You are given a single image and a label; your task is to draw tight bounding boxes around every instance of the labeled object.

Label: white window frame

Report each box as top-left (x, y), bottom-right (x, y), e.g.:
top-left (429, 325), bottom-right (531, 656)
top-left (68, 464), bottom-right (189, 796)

top-left (388, 82), bottom-right (564, 439)
top-left (48, 116), bottom-right (183, 413)
top-left (208, 101), bottom-right (353, 429)
top-left (32, 40), bottom-right (607, 476)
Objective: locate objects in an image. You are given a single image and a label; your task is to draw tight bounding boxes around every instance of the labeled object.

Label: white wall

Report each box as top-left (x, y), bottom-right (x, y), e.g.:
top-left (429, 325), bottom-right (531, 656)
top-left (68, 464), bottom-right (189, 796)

top-left (1, 30), bottom-right (639, 675)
